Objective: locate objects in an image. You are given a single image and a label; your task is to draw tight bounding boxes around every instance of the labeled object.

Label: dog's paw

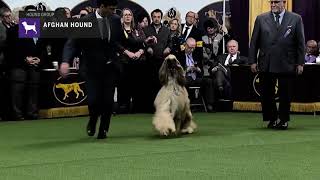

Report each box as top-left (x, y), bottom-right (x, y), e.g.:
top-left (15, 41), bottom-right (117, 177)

top-left (181, 127), bottom-right (194, 134)
top-left (159, 127), bottom-right (176, 136)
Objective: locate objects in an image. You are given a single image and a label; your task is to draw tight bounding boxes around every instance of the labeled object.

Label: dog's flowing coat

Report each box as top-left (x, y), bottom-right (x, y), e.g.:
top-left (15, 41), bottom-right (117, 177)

top-left (153, 54), bottom-right (197, 136)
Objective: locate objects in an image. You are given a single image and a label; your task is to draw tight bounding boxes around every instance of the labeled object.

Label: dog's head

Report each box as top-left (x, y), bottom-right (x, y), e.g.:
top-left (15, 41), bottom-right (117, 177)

top-left (159, 54), bottom-right (185, 86)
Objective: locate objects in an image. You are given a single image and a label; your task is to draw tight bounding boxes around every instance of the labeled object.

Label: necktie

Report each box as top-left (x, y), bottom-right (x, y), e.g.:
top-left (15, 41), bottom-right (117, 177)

top-left (228, 55), bottom-right (233, 65)
top-left (187, 55), bottom-right (196, 80)
top-left (33, 38), bottom-right (38, 45)
top-left (275, 14), bottom-right (280, 27)
top-left (191, 70), bottom-right (196, 80)
top-left (102, 18), bottom-right (110, 41)
top-left (182, 26), bottom-right (190, 40)
top-left (106, 18), bottom-right (111, 42)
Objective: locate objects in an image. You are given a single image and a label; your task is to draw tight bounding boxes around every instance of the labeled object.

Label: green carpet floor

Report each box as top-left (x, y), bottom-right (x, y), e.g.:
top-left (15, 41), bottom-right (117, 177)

top-left (0, 112), bottom-right (319, 180)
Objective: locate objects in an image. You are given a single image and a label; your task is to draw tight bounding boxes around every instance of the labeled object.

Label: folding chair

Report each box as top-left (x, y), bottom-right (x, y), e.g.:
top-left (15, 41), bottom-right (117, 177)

top-left (188, 86), bottom-right (207, 112)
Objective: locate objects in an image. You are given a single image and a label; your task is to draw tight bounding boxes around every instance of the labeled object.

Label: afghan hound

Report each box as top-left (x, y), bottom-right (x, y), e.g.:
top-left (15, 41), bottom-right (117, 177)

top-left (152, 54), bottom-right (197, 136)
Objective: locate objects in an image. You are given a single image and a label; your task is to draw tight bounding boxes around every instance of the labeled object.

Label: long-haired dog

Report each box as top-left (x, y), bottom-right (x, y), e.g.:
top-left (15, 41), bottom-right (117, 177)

top-left (152, 54), bottom-right (197, 136)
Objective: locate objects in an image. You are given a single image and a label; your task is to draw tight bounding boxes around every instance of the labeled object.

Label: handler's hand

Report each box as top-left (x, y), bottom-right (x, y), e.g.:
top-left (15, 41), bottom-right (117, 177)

top-left (211, 66), bottom-right (218, 72)
top-left (59, 62), bottom-right (70, 77)
top-left (250, 63), bottom-right (258, 73)
top-left (296, 65), bottom-right (303, 75)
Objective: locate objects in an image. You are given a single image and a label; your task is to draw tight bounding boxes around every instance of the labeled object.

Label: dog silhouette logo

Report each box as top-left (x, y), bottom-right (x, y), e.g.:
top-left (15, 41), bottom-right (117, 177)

top-left (55, 82), bottom-right (85, 100)
top-left (19, 18), bottom-right (40, 38)
top-left (53, 73), bottom-right (87, 106)
top-left (21, 21), bottom-right (37, 34)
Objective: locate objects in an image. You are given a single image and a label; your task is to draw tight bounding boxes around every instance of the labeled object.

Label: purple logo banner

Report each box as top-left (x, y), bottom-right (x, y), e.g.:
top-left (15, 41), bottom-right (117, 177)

top-left (19, 18), bottom-right (41, 38)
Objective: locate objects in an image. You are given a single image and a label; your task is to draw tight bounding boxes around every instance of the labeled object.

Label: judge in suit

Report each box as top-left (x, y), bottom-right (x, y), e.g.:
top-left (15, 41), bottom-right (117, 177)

top-left (249, 0), bottom-right (305, 130)
top-left (210, 40), bottom-right (247, 99)
top-left (60, 0), bottom-right (122, 139)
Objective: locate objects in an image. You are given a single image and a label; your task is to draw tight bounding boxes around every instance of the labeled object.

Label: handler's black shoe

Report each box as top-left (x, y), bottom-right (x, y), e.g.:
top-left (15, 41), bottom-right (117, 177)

top-left (276, 121), bottom-right (288, 130)
top-left (86, 117), bottom-right (97, 136)
top-left (97, 130), bottom-right (107, 139)
top-left (267, 121), bottom-right (277, 129)
top-left (87, 124), bottom-right (95, 136)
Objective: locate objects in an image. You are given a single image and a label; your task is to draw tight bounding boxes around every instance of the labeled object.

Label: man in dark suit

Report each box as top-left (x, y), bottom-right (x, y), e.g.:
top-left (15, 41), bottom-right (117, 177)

top-left (181, 11), bottom-right (202, 42)
top-left (0, 7), bottom-right (14, 121)
top-left (60, 0), bottom-right (122, 139)
top-left (305, 40), bottom-right (318, 63)
top-left (0, 15), bottom-right (7, 121)
top-left (143, 9), bottom-right (171, 112)
top-left (6, 5), bottom-right (46, 120)
top-left (210, 40), bottom-right (247, 100)
top-left (249, 0), bottom-right (305, 130)
top-left (181, 11), bottom-right (203, 64)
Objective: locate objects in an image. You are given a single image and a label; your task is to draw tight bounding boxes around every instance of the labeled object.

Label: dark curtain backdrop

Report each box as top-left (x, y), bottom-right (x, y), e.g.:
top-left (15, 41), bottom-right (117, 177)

top-left (229, 0), bottom-right (249, 57)
top-left (0, 0), bottom-right (9, 9)
top-left (293, 0), bottom-right (320, 42)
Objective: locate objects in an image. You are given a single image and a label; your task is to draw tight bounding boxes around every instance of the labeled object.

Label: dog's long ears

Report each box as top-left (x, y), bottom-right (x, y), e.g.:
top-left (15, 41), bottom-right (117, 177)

top-left (177, 67), bottom-right (186, 86)
top-left (159, 59), bottom-right (168, 85)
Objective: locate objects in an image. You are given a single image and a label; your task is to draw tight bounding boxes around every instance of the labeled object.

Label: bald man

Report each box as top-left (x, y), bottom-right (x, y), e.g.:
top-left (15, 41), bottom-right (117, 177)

top-left (178, 38), bottom-right (215, 111)
top-left (305, 40), bottom-right (318, 63)
top-left (209, 40), bottom-right (248, 99)
top-left (249, 0), bottom-right (305, 130)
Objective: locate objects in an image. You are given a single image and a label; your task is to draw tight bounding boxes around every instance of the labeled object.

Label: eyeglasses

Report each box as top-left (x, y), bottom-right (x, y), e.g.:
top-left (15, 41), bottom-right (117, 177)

top-left (2, 14), bottom-right (11, 18)
top-left (186, 46), bottom-right (196, 50)
top-left (123, 14), bottom-right (132, 17)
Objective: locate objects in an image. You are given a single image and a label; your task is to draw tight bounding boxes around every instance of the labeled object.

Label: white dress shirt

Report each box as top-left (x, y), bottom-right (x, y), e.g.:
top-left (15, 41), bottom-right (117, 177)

top-left (224, 53), bottom-right (238, 66)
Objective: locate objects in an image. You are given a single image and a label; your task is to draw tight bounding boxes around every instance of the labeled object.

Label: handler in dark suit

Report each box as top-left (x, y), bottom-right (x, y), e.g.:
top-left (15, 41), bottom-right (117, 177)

top-left (249, 0), bottom-right (305, 130)
top-left (60, 0), bottom-right (122, 139)
top-left (210, 40), bottom-right (247, 100)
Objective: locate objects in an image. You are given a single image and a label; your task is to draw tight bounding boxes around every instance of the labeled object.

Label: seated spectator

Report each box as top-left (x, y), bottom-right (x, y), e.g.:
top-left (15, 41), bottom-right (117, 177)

top-left (305, 40), bottom-right (318, 63)
top-left (178, 38), bottom-right (215, 112)
top-left (209, 40), bottom-right (247, 100)
top-left (202, 18), bottom-right (223, 76)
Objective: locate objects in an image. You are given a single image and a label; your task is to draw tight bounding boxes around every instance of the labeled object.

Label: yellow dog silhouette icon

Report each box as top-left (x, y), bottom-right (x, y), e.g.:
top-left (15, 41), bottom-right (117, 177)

top-left (55, 82), bottom-right (85, 100)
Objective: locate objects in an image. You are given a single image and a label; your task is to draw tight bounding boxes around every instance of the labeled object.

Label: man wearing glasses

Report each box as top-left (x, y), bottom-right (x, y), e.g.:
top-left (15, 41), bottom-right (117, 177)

top-left (0, 7), bottom-right (15, 121)
top-left (0, 7), bottom-right (14, 29)
top-left (249, 0), bottom-right (305, 130)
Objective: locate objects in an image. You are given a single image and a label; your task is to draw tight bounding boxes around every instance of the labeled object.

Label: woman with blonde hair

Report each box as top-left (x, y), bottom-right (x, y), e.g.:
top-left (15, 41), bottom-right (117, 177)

top-left (168, 18), bottom-right (182, 56)
top-left (117, 8), bottom-right (147, 113)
